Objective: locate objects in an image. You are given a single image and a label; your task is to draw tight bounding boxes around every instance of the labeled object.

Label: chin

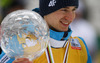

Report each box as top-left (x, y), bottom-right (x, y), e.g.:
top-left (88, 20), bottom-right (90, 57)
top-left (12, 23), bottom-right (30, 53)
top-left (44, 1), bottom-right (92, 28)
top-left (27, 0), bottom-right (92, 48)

top-left (50, 27), bottom-right (68, 32)
top-left (57, 28), bottom-right (68, 32)
top-left (62, 29), bottom-right (68, 32)
top-left (60, 28), bottom-right (69, 32)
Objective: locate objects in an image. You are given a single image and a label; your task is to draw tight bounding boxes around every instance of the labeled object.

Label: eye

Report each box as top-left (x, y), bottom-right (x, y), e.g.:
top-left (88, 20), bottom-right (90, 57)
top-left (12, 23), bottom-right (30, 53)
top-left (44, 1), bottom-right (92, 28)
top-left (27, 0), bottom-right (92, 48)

top-left (62, 9), bottom-right (66, 11)
top-left (72, 8), bottom-right (77, 12)
top-left (61, 9), bottom-right (67, 11)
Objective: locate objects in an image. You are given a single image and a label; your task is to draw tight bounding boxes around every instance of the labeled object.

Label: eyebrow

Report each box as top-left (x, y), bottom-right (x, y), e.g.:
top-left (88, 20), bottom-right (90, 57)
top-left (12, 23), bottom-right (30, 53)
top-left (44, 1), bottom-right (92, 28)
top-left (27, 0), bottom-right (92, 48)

top-left (65, 6), bottom-right (77, 10)
top-left (66, 6), bottom-right (76, 7)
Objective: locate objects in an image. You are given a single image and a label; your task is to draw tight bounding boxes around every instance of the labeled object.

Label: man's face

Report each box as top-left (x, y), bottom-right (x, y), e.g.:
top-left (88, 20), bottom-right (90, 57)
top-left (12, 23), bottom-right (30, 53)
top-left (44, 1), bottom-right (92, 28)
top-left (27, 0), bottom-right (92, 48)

top-left (44, 6), bottom-right (77, 32)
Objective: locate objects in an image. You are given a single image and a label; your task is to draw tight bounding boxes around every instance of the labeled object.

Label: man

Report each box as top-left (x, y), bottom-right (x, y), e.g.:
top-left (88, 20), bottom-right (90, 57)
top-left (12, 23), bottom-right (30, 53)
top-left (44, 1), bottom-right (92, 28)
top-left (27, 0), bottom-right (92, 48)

top-left (0, 0), bottom-right (92, 63)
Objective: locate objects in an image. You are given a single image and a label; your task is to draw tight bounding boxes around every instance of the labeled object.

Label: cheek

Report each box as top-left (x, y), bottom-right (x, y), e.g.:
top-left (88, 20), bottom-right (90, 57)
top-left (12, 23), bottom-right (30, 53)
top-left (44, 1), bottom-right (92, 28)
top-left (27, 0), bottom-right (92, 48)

top-left (45, 15), bottom-right (56, 27)
top-left (71, 14), bottom-right (75, 22)
top-left (65, 12), bottom-right (76, 21)
top-left (73, 13), bottom-right (76, 19)
top-left (49, 13), bottom-right (61, 23)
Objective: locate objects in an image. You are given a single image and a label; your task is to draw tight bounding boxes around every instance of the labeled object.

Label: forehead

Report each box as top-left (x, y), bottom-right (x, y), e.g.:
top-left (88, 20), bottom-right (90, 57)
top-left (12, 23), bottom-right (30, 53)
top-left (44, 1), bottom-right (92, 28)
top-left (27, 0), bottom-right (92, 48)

top-left (61, 6), bottom-right (77, 9)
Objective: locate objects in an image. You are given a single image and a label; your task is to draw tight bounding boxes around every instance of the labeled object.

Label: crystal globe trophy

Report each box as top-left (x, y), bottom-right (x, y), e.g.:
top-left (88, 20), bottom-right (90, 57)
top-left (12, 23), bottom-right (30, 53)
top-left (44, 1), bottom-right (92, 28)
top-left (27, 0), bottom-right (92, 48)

top-left (0, 10), bottom-right (49, 61)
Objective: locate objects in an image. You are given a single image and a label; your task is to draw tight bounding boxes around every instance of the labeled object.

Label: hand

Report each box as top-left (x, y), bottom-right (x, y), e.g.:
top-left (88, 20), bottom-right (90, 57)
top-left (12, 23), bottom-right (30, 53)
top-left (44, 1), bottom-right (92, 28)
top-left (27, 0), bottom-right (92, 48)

top-left (12, 58), bottom-right (32, 63)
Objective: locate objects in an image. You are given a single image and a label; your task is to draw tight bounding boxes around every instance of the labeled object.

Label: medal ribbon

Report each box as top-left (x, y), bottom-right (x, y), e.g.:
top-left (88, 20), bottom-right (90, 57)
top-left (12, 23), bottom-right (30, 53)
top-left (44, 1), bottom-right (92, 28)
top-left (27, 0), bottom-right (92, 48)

top-left (45, 37), bottom-right (71, 63)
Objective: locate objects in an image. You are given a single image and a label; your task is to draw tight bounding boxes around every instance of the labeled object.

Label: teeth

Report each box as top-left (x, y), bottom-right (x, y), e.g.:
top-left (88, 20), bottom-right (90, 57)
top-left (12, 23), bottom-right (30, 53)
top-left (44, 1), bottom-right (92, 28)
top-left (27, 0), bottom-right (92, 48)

top-left (64, 23), bottom-right (68, 24)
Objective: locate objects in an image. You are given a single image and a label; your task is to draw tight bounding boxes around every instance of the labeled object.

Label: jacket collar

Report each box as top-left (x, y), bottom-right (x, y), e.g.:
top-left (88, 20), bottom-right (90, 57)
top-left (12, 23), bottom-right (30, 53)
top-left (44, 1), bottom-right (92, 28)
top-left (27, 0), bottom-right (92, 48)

top-left (50, 28), bottom-right (72, 41)
top-left (49, 28), bottom-right (72, 48)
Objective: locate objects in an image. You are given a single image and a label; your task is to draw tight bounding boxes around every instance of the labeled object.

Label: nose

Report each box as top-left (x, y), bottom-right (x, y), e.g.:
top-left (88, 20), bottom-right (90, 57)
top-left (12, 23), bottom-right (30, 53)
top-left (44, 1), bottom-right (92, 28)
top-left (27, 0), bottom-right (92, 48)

top-left (64, 12), bottom-right (74, 21)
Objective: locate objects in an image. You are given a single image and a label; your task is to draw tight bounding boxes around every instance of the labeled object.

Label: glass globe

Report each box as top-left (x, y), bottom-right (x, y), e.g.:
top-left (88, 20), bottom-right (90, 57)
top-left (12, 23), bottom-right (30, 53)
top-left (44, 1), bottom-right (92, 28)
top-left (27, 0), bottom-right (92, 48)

top-left (0, 10), bottom-right (49, 60)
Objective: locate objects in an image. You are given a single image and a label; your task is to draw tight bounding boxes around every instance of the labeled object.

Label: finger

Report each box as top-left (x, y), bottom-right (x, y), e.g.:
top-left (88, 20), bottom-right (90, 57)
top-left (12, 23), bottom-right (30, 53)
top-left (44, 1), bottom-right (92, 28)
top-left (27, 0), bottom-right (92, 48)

top-left (13, 61), bottom-right (29, 63)
top-left (29, 61), bottom-right (33, 63)
top-left (17, 58), bottom-right (29, 61)
top-left (12, 60), bottom-right (30, 63)
top-left (12, 58), bottom-right (29, 63)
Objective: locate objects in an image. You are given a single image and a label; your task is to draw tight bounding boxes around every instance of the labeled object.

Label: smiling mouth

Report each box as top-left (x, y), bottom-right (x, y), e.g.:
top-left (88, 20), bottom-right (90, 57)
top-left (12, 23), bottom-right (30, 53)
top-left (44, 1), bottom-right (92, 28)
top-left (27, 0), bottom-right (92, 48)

top-left (60, 21), bottom-right (70, 27)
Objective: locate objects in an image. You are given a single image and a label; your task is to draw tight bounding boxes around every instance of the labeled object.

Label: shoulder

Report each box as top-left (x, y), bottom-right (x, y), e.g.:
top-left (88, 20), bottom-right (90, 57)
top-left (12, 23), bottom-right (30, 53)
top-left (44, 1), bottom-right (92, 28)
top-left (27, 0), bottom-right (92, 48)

top-left (72, 37), bottom-right (88, 47)
top-left (73, 37), bottom-right (92, 63)
top-left (77, 37), bottom-right (86, 45)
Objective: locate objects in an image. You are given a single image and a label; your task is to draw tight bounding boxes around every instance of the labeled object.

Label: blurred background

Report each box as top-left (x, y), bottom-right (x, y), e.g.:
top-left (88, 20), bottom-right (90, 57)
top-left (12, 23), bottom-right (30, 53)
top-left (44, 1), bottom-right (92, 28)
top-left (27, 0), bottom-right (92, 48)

top-left (0, 0), bottom-right (100, 63)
